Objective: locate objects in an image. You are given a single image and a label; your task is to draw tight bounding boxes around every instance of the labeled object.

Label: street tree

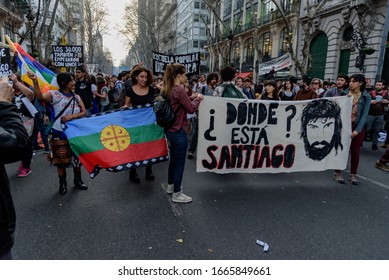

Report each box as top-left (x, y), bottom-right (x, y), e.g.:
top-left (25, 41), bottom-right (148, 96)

top-left (83, 0), bottom-right (110, 64)
top-left (202, 0), bottom-right (244, 68)
top-left (248, 0), bottom-right (329, 76)
top-left (11, 0), bottom-right (62, 61)
top-left (120, 0), bottom-right (160, 68)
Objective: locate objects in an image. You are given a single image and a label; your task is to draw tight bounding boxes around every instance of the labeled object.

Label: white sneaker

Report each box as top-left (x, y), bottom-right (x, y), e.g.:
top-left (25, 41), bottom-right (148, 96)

top-left (172, 192), bottom-right (192, 203)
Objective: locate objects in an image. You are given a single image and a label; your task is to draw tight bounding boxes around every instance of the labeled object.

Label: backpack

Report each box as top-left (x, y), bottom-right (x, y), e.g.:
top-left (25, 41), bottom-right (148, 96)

top-left (221, 84), bottom-right (244, 98)
top-left (153, 99), bottom-right (175, 128)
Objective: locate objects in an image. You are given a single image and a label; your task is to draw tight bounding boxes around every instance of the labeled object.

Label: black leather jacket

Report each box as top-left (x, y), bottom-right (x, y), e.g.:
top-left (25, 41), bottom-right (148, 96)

top-left (0, 102), bottom-right (30, 255)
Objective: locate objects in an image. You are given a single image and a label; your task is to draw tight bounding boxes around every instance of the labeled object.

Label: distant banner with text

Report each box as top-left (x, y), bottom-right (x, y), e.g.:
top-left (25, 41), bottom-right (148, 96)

top-left (0, 47), bottom-right (12, 77)
top-left (258, 53), bottom-right (292, 75)
top-left (152, 51), bottom-right (200, 76)
top-left (52, 45), bottom-right (84, 68)
top-left (197, 96), bottom-right (353, 173)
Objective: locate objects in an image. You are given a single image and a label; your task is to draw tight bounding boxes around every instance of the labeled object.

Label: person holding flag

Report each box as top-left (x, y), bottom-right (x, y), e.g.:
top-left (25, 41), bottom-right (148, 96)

top-left (27, 70), bottom-right (87, 195)
top-left (5, 35), bottom-right (58, 93)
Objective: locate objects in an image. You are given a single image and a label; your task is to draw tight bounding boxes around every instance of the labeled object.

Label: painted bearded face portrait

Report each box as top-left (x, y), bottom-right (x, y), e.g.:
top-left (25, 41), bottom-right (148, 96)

top-left (300, 99), bottom-right (343, 161)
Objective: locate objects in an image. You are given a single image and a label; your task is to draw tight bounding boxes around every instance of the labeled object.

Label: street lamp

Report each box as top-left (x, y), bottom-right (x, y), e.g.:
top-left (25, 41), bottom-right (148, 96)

top-left (177, 34), bottom-right (189, 54)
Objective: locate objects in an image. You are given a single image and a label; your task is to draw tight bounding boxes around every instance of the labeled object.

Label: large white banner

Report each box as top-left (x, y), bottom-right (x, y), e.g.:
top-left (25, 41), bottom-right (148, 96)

top-left (258, 53), bottom-right (292, 75)
top-left (197, 96), bottom-right (353, 173)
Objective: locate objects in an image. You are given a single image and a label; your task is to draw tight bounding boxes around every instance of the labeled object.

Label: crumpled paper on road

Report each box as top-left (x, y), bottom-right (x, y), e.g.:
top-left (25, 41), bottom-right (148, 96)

top-left (256, 240), bottom-right (269, 252)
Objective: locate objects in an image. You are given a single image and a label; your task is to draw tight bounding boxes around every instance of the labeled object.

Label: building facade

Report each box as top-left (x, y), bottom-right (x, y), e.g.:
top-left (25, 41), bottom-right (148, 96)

top-left (300, 0), bottom-right (389, 84)
top-left (156, 0), bottom-right (210, 72)
top-left (0, 0), bottom-right (84, 64)
top-left (207, 0), bottom-right (299, 82)
top-left (0, 0), bottom-right (27, 48)
top-left (157, 0), bottom-right (177, 55)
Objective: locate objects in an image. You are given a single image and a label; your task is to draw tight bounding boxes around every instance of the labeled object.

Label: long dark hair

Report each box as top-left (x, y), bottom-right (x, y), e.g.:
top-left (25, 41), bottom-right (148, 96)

top-left (161, 63), bottom-right (186, 99)
top-left (57, 72), bottom-right (73, 91)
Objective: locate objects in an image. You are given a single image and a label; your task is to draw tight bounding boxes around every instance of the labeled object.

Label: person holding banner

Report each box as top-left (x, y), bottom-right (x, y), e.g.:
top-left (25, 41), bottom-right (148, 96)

top-left (27, 70), bottom-right (87, 195)
top-left (0, 76), bottom-right (30, 260)
top-left (123, 65), bottom-right (156, 183)
top-left (162, 63), bottom-right (204, 203)
top-left (333, 74), bottom-right (371, 185)
top-left (257, 80), bottom-right (280, 101)
top-left (9, 73), bottom-right (35, 177)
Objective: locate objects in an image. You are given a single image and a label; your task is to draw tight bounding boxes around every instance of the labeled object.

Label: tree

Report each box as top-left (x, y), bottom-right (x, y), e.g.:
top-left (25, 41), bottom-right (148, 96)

top-left (11, 0), bottom-right (61, 61)
top-left (120, 0), bottom-right (161, 68)
top-left (202, 0), bottom-right (244, 68)
top-left (83, 0), bottom-right (110, 64)
top-left (248, 0), bottom-right (329, 76)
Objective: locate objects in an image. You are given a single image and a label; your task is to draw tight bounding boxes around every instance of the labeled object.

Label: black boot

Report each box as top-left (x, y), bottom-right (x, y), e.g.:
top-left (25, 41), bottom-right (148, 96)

top-left (59, 175), bottom-right (67, 195)
top-left (129, 168), bottom-right (140, 183)
top-left (74, 168), bottom-right (88, 190)
top-left (145, 165), bottom-right (154, 181)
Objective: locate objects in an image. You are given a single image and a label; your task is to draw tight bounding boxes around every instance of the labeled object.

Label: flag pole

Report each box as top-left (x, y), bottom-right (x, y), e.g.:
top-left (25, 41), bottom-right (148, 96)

top-left (5, 35), bottom-right (30, 71)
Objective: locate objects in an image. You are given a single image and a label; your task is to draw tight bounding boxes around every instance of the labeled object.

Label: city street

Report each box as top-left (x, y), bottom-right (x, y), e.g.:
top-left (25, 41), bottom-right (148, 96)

top-left (7, 140), bottom-right (389, 260)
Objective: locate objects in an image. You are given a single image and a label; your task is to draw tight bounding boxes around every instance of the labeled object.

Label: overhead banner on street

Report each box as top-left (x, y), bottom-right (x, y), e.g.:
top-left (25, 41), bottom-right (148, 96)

top-left (197, 96), bottom-right (353, 173)
top-left (152, 51), bottom-right (200, 76)
top-left (52, 45), bottom-right (84, 68)
top-left (0, 47), bottom-right (12, 77)
top-left (258, 53), bottom-right (292, 75)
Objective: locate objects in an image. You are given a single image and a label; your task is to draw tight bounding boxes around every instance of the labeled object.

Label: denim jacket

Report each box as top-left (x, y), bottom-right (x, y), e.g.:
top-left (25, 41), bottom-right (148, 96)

top-left (353, 91), bottom-right (371, 133)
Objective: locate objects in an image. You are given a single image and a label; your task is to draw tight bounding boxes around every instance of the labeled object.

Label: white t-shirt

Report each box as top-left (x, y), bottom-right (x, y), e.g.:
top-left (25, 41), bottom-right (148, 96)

top-left (50, 90), bottom-right (82, 131)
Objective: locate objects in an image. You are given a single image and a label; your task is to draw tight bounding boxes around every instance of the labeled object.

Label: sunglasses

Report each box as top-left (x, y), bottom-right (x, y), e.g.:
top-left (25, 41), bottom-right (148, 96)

top-left (311, 82), bottom-right (319, 85)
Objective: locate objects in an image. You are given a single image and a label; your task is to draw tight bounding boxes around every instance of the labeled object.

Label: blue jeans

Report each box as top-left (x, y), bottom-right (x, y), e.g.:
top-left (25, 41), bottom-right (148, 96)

top-left (166, 129), bottom-right (188, 193)
top-left (365, 115), bottom-right (384, 145)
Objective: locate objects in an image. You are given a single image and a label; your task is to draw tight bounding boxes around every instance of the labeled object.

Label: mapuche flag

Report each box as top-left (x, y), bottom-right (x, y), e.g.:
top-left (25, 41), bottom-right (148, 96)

top-left (63, 106), bottom-right (169, 178)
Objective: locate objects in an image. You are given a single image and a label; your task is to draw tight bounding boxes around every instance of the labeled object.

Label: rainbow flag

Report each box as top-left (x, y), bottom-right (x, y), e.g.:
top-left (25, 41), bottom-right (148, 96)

top-left (14, 43), bottom-right (59, 93)
top-left (5, 35), bottom-right (58, 93)
top-left (63, 106), bottom-right (169, 178)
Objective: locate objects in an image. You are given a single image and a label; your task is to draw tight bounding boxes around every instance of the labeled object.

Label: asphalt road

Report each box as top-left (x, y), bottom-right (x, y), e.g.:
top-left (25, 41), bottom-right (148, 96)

top-left (6, 141), bottom-right (389, 260)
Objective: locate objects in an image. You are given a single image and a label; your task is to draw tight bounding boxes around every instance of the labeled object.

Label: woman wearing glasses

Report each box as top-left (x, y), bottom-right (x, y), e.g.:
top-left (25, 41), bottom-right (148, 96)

top-left (311, 78), bottom-right (325, 98)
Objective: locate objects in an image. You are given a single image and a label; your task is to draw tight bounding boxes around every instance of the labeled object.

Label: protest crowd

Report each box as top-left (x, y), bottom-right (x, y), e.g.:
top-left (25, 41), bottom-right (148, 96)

top-left (1, 38), bottom-right (389, 260)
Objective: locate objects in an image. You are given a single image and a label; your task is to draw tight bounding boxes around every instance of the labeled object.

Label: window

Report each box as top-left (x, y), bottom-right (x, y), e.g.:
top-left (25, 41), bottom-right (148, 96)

top-left (224, 18), bottom-right (231, 33)
top-left (243, 37), bottom-right (254, 63)
top-left (200, 41), bottom-right (207, 48)
top-left (231, 42), bottom-right (241, 66)
top-left (343, 26), bottom-right (354, 42)
top-left (258, 32), bottom-right (272, 62)
top-left (279, 27), bottom-right (290, 56)
top-left (261, 0), bottom-right (275, 23)
top-left (194, 1), bottom-right (200, 9)
top-left (235, 0), bottom-right (243, 10)
top-left (224, 0), bottom-right (232, 17)
top-left (193, 41), bottom-right (199, 48)
top-left (201, 2), bottom-right (206, 9)
top-left (194, 14), bottom-right (200, 22)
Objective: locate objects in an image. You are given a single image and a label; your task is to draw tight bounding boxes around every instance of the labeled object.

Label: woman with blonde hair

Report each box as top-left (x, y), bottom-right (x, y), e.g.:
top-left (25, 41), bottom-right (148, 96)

top-left (162, 63), bottom-right (204, 203)
top-left (311, 78), bottom-right (325, 98)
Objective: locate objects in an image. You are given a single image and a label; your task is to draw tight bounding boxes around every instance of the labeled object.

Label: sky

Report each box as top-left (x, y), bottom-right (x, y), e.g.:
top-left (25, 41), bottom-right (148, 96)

top-left (103, 0), bottom-right (131, 66)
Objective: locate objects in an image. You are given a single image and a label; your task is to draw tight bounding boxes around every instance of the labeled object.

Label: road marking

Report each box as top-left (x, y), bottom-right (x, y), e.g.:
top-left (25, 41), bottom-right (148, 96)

top-left (161, 183), bottom-right (183, 216)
